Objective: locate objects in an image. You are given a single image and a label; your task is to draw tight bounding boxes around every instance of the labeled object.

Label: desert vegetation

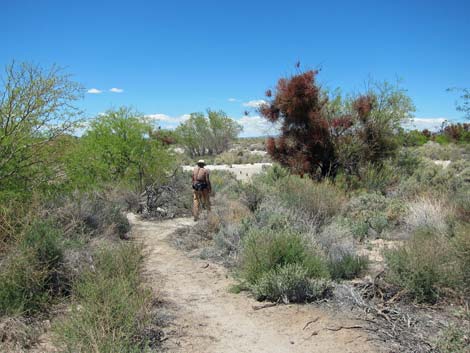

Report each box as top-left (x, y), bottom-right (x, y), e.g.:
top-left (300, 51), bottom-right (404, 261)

top-left (0, 62), bottom-right (182, 352)
top-left (1, 60), bottom-right (469, 352)
top-left (172, 70), bottom-right (470, 352)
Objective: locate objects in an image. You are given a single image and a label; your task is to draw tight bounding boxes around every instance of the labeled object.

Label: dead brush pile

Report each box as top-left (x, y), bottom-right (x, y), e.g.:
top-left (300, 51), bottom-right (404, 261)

top-left (49, 190), bottom-right (130, 240)
top-left (140, 170), bottom-right (192, 219)
top-left (334, 274), bottom-right (469, 353)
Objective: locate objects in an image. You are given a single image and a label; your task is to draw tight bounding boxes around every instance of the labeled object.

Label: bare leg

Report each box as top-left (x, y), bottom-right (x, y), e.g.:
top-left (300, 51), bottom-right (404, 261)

top-left (192, 191), bottom-right (200, 221)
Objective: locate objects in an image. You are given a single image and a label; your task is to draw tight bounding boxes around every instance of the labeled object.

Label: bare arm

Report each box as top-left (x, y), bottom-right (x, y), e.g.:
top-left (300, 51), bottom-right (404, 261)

top-left (206, 170), bottom-right (212, 192)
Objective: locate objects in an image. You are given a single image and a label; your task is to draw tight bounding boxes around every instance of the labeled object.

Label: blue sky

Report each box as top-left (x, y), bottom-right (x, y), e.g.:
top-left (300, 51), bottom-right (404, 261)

top-left (2, 0), bottom-right (469, 136)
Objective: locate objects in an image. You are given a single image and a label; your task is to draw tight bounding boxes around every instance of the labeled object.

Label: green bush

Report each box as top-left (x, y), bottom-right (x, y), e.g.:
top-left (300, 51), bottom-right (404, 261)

top-left (385, 230), bottom-right (459, 303)
top-left (344, 193), bottom-right (398, 239)
top-left (275, 175), bottom-right (342, 225)
top-left (328, 254), bottom-right (368, 280)
top-left (436, 324), bottom-right (470, 353)
top-left (256, 164), bottom-right (290, 186)
top-left (356, 162), bottom-right (396, 193)
top-left (210, 170), bottom-right (241, 198)
top-left (240, 228), bottom-right (329, 288)
top-left (453, 224), bottom-right (470, 292)
top-left (416, 141), bottom-right (466, 161)
top-left (0, 221), bottom-right (65, 315)
top-left (252, 264), bottom-right (332, 303)
top-left (54, 243), bottom-right (152, 353)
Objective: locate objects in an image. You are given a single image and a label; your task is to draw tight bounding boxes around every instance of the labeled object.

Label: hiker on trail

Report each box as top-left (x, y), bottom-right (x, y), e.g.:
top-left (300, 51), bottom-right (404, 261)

top-left (192, 159), bottom-right (211, 221)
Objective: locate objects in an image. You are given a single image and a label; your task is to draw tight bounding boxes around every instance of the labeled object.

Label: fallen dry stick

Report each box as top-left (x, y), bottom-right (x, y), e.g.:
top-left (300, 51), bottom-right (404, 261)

top-left (252, 303), bottom-right (277, 311)
top-left (303, 317), bottom-right (320, 330)
top-left (325, 325), bottom-right (363, 332)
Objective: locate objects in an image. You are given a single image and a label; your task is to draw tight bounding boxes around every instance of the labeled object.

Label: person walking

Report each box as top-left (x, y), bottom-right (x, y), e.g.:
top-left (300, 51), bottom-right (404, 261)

top-left (192, 159), bottom-right (211, 221)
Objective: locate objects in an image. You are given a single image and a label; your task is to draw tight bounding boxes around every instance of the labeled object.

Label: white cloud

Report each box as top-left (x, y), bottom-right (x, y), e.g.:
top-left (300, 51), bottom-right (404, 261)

top-left (403, 117), bottom-right (448, 131)
top-left (243, 99), bottom-right (267, 108)
top-left (142, 113), bottom-right (190, 126)
top-left (110, 87), bottom-right (124, 93)
top-left (228, 98), bottom-right (239, 102)
top-left (237, 115), bottom-right (280, 137)
top-left (87, 88), bottom-right (102, 94)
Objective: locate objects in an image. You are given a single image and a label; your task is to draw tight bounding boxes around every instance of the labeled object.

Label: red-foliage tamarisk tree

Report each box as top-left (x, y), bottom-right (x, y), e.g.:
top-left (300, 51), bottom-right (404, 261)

top-left (260, 69), bottom-right (414, 179)
top-left (260, 70), bottom-right (336, 178)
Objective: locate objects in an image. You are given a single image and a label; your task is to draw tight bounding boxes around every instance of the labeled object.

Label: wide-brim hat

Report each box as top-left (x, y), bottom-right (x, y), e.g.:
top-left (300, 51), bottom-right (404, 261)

top-left (197, 159), bottom-right (206, 165)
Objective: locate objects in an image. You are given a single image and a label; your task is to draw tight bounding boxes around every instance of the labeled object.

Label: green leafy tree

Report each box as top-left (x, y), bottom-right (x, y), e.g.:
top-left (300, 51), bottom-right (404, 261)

top-left (67, 107), bottom-right (172, 191)
top-left (175, 110), bottom-right (242, 157)
top-left (0, 62), bottom-right (83, 196)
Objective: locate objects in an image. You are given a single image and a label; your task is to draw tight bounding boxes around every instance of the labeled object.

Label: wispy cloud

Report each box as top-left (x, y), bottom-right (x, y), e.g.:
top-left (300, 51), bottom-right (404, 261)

top-left (243, 99), bottom-right (267, 108)
top-left (142, 113), bottom-right (190, 126)
top-left (403, 117), bottom-right (448, 131)
top-left (110, 87), bottom-right (124, 93)
top-left (87, 88), bottom-right (102, 94)
top-left (228, 98), bottom-right (239, 102)
top-left (237, 115), bottom-right (280, 137)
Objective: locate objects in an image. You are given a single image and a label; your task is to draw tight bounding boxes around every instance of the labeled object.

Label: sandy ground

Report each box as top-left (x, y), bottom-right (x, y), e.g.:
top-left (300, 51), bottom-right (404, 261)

top-left (129, 214), bottom-right (382, 353)
top-left (183, 163), bottom-right (272, 182)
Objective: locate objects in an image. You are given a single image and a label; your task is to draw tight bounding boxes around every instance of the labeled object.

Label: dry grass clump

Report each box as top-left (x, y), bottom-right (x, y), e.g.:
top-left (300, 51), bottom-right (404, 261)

top-left (416, 141), bottom-right (467, 161)
top-left (277, 176), bottom-right (343, 226)
top-left (318, 221), bottom-right (368, 280)
top-left (51, 191), bottom-right (130, 239)
top-left (53, 243), bottom-right (154, 353)
top-left (403, 197), bottom-right (451, 235)
top-left (0, 220), bottom-right (66, 316)
top-left (437, 322), bottom-right (470, 353)
top-left (385, 229), bottom-right (460, 303)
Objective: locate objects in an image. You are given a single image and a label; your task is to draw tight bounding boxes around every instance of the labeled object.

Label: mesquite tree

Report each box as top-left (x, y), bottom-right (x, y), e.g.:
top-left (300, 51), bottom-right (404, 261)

top-left (0, 62), bottom-right (83, 194)
top-left (260, 70), bottom-right (414, 179)
top-left (175, 110), bottom-right (242, 157)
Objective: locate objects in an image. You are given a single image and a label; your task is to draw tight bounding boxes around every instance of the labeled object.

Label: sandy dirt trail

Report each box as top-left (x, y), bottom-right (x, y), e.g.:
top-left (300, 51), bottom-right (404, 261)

top-left (129, 214), bottom-right (381, 353)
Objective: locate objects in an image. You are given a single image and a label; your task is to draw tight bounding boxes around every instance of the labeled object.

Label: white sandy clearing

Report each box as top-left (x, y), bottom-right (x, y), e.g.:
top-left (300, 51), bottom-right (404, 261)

top-left (433, 160), bottom-right (451, 168)
top-left (183, 163), bottom-right (272, 181)
top-left (129, 214), bottom-right (382, 353)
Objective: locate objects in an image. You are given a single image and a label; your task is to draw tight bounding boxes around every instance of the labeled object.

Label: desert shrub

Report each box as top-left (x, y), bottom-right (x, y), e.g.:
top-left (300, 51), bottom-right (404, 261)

top-left (240, 181), bottom-right (266, 212)
top-left (317, 221), bottom-right (368, 280)
top-left (53, 191), bottom-right (130, 239)
top-left (0, 221), bottom-right (65, 315)
top-left (416, 141), bottom-right (465, 161)
top-left (403, 197), bottom-right (451, 235)
top-left (255, 164), bottom-right (290, 187)
top-left (0, 316), bottom-right (45, 352)
top-left (356, 161), bottom-right (396, 193)
top-left (274, 175), bottom-right (343, 226)
top-left (213, 222), bottom-right (246, 262)
top-left (213, 151), bottom-right (238, 165)
top-left (328, 254), bottom-right (368, 280)
top-left (0, 251), bottom-right (51, 316)
top-left (240, 228), bottom-right (329, 287)
top-left (209, 170), bottom-right (241, 198)
top-left (344, 193), bottom-right (401, 239)
top-left (252, 264), bottom-right (332, 303)
top-left (54, 243), bottom-right (152, 353)
top-left (395, 159), bottom-right (469, 198)
top-left (213, 150), bottom-right (267, 165)
top-left (436, 324), bottom-right (470, 353)
top-left (394, 148), bottom-right (423, 177)
top-left (385, 230), bottom-right (459, 303)
top-left (453, 224), bottom-right (470, 292)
